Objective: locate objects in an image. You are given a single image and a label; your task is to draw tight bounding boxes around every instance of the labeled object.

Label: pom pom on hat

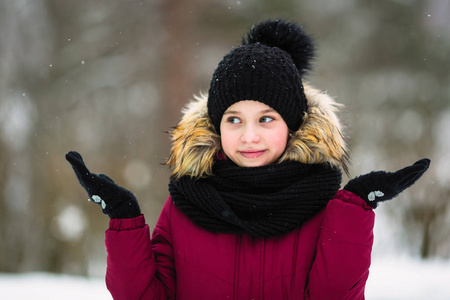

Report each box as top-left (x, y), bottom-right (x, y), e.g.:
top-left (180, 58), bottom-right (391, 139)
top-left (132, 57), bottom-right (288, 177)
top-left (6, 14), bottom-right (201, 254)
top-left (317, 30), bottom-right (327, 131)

top-left (243, 20), bottom-right (315, 76)
top-left (208, 19), bottom-right (315, 134)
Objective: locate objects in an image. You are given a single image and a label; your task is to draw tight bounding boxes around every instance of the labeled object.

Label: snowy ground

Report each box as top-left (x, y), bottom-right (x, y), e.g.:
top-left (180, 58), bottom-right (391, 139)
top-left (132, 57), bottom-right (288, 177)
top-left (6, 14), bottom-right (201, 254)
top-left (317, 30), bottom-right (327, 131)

top-left (0, 272), bottom-right (112, 300)
top-left (366, 257), bottom-right (450, 300)
top-left (1, 257), bottom-right (450, 299)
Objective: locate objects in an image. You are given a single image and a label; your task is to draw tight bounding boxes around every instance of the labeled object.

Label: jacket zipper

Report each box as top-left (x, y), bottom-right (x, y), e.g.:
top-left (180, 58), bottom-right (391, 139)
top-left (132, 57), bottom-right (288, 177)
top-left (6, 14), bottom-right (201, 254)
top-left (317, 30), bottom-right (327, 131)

top-left (234, 234), bottom-right (242, 300)
top-left (261, 237), bottom-right (266, 300)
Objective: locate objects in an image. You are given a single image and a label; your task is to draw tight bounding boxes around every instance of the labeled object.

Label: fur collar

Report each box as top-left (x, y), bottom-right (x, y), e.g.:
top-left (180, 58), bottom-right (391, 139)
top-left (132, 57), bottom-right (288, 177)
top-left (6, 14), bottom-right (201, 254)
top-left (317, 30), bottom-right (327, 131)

top-left (166, 84), bottom-right (349, 178)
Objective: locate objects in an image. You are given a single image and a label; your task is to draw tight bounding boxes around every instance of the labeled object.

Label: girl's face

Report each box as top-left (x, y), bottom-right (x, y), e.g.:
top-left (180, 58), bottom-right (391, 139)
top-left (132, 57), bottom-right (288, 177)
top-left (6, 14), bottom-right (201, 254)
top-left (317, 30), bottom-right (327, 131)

top-left (220, 100), bottom-right (289, 167)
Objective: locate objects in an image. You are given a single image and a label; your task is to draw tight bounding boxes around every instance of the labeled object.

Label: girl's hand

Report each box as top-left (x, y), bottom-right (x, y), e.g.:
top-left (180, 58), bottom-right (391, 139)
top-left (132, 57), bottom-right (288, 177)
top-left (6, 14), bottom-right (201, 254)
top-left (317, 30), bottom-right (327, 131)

top-left (66, 151), bottom-right (141, 219)
top-left (343, 158), bottom-right (430, 208)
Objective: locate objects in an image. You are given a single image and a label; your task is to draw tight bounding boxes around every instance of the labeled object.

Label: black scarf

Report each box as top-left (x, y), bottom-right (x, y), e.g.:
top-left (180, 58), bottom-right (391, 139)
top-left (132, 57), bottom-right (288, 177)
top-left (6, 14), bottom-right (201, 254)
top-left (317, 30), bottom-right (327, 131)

top-left (169, 160), bottom-right (342, 237)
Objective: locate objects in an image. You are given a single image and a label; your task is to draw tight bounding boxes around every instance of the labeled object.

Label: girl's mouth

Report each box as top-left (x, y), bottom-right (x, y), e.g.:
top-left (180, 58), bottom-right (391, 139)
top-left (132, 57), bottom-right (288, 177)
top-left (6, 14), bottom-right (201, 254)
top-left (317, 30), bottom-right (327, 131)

top-left (240, 150), bottom-right (265, 159)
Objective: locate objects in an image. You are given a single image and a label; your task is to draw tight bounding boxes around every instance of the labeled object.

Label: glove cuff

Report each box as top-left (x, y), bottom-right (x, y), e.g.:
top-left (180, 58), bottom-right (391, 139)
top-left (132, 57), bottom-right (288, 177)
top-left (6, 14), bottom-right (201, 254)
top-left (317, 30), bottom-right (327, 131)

top-left (106, 199), bottom-right (141, 219)
top-left (343, 184), bottom-right (382, 209)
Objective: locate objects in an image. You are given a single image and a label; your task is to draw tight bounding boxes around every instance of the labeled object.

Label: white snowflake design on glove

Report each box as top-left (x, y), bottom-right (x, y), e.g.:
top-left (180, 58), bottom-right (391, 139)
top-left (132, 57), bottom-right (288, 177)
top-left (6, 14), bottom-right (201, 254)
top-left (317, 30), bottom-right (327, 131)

top-left (91, 195), bottom-right (107, 209)
top-left (368, 190), bottom-right (384, 201)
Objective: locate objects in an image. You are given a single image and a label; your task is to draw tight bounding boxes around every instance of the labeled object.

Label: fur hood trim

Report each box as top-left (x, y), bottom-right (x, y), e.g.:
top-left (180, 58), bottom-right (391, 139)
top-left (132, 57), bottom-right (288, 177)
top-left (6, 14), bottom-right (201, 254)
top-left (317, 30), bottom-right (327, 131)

top-left (166, 84), bottom-right (349, 178)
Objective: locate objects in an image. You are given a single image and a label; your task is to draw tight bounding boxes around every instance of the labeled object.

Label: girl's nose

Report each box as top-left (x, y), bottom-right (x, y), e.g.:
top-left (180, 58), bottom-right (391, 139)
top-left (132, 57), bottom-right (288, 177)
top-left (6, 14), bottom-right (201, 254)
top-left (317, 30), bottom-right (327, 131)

top-left (241, 125), bottom-right (260, 143)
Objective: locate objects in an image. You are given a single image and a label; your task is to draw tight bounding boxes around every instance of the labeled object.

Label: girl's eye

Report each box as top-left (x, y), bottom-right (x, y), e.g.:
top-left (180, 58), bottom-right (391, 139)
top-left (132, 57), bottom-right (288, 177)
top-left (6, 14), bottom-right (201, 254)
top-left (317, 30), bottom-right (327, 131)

top-left (260, 116), bottom-right (274, 123)
top-left (227, 117), bottom-right (240, 124)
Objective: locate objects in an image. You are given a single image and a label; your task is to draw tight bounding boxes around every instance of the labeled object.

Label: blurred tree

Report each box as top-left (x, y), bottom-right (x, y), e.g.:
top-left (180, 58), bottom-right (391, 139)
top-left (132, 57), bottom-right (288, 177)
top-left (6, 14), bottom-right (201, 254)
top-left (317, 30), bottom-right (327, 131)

top-left (160, 0), bottom-right (196, 128)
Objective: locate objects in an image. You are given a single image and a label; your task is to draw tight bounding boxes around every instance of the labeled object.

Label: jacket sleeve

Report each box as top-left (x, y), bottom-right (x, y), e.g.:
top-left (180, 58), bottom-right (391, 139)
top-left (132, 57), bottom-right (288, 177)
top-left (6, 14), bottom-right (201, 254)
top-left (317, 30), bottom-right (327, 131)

top-left (105, 197), bottom-right (175, 300)
top-left (306, 189), bottom-right (375, 300)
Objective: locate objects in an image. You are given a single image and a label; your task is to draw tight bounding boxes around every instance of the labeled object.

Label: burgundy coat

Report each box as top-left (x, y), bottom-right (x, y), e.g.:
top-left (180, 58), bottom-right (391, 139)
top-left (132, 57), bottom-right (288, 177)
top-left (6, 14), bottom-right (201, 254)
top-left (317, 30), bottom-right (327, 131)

top-left (105, 190), bottom-right (374, 300)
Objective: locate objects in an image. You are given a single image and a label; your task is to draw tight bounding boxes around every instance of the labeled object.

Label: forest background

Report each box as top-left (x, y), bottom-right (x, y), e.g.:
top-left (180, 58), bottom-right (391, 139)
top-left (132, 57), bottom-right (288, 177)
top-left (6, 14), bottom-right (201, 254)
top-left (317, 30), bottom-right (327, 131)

top-left (1, 0), bottom-right (449, 282)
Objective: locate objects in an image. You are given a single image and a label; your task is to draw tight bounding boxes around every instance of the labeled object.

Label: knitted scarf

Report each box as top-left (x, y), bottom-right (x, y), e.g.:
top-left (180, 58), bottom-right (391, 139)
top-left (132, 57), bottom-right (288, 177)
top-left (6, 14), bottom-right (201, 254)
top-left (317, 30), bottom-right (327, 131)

top-left (169, 160), bottom-right (342, 237)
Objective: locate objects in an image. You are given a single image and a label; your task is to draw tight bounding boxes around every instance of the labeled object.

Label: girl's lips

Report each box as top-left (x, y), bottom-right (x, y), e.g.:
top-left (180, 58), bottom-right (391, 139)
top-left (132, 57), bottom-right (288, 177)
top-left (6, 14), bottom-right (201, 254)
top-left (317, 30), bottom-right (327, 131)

top-left (240, 150), bottom-right (265, 159)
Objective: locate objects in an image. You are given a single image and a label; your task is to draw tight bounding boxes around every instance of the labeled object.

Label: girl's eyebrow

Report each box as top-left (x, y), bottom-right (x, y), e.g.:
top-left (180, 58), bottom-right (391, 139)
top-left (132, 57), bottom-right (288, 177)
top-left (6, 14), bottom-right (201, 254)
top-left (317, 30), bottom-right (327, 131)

top-left (223, 110), bottom-right (240, 115)
top-left (260, 108), bottom-right (276, 114)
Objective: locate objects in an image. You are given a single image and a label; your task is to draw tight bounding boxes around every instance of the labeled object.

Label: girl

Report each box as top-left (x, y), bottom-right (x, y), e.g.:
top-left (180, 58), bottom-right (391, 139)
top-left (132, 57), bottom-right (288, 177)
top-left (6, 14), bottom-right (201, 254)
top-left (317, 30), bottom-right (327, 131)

top-left (66, 20), bottom-right (430, 299)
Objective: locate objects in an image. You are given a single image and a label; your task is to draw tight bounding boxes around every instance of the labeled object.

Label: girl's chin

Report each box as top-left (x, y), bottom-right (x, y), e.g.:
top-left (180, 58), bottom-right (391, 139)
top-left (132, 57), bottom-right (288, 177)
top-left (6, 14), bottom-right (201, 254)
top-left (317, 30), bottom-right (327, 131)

top-left (236, 158), bottom-right (273, 168)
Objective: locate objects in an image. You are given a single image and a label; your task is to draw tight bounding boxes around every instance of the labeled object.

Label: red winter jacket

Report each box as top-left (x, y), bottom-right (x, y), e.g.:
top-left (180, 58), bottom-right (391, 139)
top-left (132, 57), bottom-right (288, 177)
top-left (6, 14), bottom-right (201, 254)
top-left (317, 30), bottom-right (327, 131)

top-left (105, 189), bottom-right (374, 300)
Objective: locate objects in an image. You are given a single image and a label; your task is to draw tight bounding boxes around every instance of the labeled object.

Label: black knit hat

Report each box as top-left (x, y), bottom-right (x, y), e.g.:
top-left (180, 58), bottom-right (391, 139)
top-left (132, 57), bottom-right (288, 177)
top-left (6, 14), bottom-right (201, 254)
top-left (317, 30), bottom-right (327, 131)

top-left (208, 20), bottom-right (315, 134)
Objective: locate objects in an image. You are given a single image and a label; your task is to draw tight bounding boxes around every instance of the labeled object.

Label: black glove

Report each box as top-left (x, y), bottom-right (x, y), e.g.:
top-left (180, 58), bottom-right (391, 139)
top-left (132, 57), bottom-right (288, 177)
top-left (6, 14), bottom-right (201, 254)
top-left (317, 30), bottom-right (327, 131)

top-left (65, 151), bottom-right (141, 219)
top-left (344, 158), bottom-right (430, 208)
